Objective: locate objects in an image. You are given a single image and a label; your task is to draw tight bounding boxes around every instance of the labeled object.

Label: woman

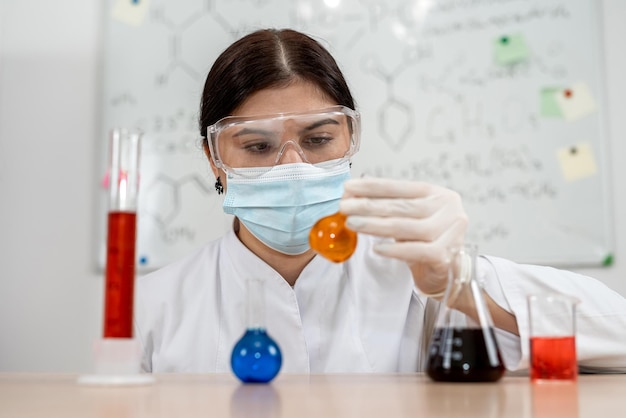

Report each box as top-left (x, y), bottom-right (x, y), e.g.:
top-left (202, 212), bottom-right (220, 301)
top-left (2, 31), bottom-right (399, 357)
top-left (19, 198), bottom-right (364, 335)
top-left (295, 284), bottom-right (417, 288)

top-left (135, 28), bottom-right (626, 373)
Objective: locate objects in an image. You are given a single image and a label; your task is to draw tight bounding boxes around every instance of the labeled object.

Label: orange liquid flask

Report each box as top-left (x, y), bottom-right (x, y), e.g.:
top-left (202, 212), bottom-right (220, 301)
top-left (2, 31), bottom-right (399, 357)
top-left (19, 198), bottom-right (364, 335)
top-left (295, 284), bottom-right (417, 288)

top-left (309, 212), bottom-right (357, 262)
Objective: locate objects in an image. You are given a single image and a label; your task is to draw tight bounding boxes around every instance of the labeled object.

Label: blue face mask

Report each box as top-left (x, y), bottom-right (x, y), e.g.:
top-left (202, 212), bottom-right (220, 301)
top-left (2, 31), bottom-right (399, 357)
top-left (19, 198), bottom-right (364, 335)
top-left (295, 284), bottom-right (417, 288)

top-left (222, 160), bottom-right (351, 255)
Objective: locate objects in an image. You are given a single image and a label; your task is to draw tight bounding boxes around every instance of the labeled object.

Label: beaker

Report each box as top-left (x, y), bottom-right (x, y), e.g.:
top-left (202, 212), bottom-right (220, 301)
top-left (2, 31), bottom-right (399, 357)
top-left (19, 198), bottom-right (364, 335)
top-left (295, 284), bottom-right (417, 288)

top-left (527, 293), bottom-right (580, 382)
top-left (426, 243), bottom-right (506, 382)
top-left (231, 279), bottom-right (283, 383)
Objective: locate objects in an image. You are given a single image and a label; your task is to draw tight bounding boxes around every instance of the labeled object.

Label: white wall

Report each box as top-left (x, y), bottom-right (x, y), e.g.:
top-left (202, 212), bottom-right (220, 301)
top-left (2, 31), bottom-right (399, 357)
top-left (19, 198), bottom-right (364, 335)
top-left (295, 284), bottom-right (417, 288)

top-left (0, 0), bottom-right (624, 372)
top-left (0, 0), bottom-right (104, 372)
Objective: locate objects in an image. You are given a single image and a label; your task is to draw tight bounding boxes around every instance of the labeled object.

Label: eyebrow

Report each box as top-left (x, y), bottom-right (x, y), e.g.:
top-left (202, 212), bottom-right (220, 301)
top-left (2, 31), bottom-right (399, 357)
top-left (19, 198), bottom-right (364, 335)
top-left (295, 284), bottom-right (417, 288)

top-left (301, 118), bottom-right (340, 132)
top-left (231, 118), bottom-right (341, 138)
top-left (232, 128), bottom-right (274, 138)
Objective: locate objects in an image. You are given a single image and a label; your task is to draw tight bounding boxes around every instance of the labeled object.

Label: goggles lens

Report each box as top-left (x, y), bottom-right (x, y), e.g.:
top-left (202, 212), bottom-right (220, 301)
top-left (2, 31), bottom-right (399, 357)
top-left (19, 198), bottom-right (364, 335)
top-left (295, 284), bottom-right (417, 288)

top-left (208, 106), bottom-right (360, 176)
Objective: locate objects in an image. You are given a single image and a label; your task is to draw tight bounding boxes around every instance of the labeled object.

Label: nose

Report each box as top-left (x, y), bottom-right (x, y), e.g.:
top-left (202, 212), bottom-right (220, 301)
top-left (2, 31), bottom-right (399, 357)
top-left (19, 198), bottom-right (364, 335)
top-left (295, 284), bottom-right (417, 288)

top-left (275, 140), bottom-right (308, 165)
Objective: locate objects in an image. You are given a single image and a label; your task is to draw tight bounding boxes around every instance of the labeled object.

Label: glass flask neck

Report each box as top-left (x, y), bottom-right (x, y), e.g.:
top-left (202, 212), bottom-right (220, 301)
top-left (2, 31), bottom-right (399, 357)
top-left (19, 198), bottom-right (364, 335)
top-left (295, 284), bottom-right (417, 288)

top-left (246, 279), bottom-right (266, 330)
top-left (449, 243), bottom-right (478, 285)
top-left (441, 243), bottom-right (495, 329)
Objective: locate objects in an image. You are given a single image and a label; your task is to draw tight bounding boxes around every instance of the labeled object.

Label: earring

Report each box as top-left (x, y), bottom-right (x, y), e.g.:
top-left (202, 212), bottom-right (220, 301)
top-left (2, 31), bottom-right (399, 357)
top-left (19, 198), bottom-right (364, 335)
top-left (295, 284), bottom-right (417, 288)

top-left (215, 177), bottom-right (224, 195)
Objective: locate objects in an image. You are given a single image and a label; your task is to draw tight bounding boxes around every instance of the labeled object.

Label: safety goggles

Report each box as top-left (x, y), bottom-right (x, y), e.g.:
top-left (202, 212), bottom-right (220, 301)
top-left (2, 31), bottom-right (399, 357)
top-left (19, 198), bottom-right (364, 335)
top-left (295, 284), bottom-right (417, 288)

top-left (207, 106), bottom-right (360, 177)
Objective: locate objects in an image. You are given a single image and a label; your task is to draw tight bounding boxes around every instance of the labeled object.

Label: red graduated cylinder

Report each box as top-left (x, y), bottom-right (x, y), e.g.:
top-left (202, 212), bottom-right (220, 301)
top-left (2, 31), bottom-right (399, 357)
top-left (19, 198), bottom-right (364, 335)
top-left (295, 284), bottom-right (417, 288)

top-left (103, 211), bottom-right (137, 338)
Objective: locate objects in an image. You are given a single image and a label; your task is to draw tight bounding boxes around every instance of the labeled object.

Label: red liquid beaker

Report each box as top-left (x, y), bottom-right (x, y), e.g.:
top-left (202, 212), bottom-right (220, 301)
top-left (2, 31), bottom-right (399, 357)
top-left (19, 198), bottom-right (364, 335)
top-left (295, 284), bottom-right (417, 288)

top-left (528, 293), bottom-right (580, 382)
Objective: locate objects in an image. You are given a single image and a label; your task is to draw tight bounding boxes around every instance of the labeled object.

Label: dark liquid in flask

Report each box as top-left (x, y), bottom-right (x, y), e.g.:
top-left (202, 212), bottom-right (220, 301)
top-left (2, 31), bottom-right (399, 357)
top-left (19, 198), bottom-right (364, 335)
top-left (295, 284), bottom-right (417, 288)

top-left (426, 327), bottom-right (505, 382)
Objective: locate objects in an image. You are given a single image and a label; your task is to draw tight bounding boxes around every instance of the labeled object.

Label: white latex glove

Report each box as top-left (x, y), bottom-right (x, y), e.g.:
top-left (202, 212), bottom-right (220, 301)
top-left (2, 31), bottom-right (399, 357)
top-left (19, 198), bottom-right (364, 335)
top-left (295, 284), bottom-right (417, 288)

top-left (339, 177), bottom-right (468, 297)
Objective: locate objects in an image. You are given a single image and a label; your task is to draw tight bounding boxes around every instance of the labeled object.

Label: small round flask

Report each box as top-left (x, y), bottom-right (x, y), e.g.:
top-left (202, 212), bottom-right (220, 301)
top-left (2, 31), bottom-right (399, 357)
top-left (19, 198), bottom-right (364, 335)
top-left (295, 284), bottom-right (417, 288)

top-left (309, 212), bottom-right (357, 262)
top-left (426, 243), bottom-right (505, 382)
top-left (231, 279), bottom-right (282, 383)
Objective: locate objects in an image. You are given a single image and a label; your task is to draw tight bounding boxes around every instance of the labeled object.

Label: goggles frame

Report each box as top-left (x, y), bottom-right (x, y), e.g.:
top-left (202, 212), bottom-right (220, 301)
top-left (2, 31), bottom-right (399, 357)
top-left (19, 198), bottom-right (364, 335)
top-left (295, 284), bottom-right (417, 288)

top-left (207, 105), bottom-right (361, 177)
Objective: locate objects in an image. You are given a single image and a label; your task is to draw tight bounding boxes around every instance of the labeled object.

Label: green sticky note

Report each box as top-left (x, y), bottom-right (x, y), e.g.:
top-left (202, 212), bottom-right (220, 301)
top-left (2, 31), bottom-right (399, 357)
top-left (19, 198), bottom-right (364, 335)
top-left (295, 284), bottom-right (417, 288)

top-left (540, 87), bottom-right (563, 117)
top-left (494, 34), bottom-right (529, 65)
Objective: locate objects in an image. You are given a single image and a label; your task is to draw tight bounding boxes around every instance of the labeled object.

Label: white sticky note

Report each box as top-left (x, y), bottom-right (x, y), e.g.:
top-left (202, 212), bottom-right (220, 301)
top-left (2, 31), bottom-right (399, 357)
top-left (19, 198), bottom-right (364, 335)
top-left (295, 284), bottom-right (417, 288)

top-left (555, 82), bottom-right (597, 121)
top-left (111, 0), bottom-right (150, 27)
top-left (557, 142), bottom-right (597, 181)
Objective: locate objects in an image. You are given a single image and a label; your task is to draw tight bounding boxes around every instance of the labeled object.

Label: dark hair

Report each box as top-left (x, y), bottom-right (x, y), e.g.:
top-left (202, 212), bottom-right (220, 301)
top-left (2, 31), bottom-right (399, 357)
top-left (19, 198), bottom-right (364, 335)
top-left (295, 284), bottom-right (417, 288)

top-left (199, 28), bottom-right (355, 138)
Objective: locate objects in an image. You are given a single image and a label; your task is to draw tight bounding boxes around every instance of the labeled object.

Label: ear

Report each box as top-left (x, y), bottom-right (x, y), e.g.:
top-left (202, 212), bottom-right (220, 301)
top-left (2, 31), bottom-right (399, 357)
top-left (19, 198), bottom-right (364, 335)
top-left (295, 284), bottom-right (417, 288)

top-left (202, 139), bottom-right (220, 179)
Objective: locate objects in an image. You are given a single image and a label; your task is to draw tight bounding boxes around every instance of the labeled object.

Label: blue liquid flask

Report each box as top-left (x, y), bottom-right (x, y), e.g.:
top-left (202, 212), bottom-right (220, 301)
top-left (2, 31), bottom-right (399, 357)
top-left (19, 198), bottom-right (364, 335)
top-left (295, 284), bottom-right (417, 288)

top-left (231, 279), bottom-right (282, 383)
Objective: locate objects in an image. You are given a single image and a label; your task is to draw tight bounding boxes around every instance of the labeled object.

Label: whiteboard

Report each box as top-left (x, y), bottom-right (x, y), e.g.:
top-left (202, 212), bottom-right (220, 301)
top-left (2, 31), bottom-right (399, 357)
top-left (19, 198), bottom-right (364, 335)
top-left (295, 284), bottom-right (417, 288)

top-left (98, 0), bottom-right (613, 271)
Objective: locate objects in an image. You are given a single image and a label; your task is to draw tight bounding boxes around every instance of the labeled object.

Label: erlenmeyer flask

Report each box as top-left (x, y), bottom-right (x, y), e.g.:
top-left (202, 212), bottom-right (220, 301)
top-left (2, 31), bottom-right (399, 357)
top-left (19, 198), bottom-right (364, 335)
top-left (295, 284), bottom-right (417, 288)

top-left (426, 243), bottom-right (506, 382)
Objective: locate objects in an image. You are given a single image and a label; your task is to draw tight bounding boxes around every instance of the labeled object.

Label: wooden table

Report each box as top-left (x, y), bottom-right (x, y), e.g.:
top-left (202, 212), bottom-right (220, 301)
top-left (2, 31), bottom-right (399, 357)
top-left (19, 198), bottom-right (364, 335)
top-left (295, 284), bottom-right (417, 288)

top-left (1, 373), bottom-right (624, 417)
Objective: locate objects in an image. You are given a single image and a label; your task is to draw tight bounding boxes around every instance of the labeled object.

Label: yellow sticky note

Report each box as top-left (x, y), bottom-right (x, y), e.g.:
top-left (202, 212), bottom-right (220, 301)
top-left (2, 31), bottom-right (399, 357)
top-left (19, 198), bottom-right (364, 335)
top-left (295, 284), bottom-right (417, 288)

top-left (555, 82), bottom-right (597, 121)
top-left (111, 0), bottom-right (150, 27)
top-left (557, 142), bottom-right (597, 181)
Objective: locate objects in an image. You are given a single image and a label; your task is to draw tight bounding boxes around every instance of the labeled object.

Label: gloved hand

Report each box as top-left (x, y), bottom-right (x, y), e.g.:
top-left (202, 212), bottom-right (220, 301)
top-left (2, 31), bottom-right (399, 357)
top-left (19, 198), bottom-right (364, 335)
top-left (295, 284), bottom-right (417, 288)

top-left (339, 177), bottom-right (468, 297)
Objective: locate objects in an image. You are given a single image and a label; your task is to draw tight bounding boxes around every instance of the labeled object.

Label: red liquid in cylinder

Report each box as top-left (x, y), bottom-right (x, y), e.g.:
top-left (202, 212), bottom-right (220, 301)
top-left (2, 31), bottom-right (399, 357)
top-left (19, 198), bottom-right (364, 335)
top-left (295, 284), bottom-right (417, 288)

top-left (103, 211), bottom-right (137, 338)
top-left (530, 336), bottom-right (577, 381)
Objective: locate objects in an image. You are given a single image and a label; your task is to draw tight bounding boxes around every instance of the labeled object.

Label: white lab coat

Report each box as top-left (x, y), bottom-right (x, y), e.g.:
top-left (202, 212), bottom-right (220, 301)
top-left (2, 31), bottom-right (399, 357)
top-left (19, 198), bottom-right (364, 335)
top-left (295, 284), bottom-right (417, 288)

top-left (135, 227), bottom-right (626, 374)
